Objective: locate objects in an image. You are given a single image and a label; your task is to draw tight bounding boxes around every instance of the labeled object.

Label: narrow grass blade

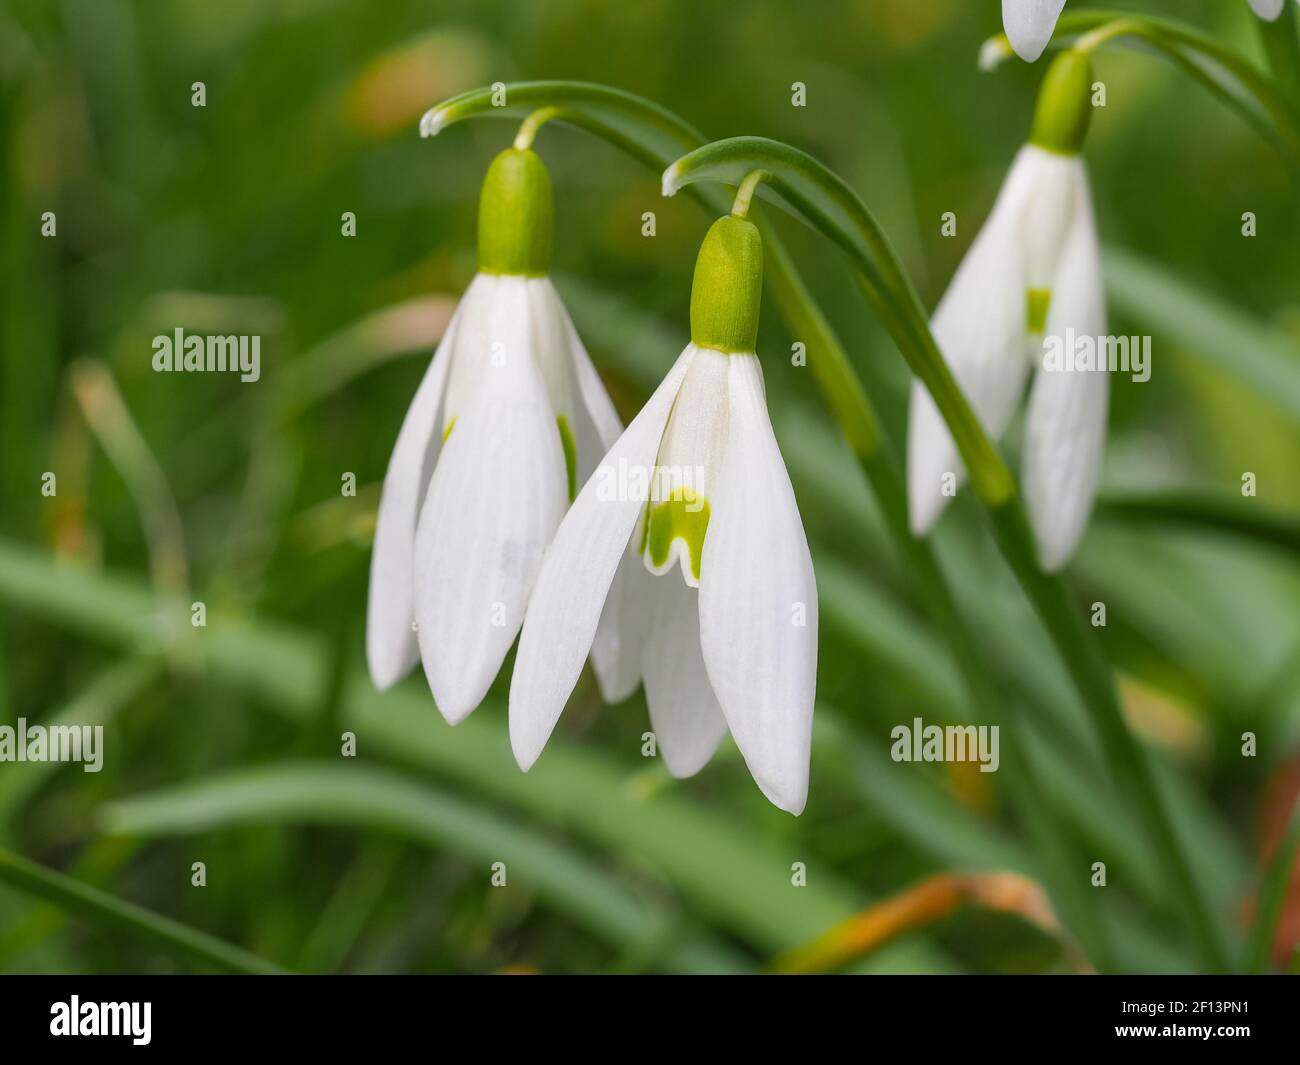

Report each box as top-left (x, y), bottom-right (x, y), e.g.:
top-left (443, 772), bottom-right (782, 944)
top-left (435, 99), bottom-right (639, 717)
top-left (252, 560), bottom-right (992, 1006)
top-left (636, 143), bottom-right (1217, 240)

top-left (1098, 487), bottom-right (1300, 554)
top-left (0, 848), bottom-right (286, 974)
top-left (0, 658), bottom-right (160, 821)
top-left (103, 762), bottom-right (746, 974)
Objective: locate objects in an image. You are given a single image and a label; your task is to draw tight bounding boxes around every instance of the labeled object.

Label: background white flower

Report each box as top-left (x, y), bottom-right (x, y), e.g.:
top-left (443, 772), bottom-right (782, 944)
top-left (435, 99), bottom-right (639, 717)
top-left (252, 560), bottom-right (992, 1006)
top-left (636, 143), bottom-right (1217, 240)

top-left (1249, 0), bottom-right (1293, 21)
top-left (1003, 0), bottom-right (1067, 63)
top-left (908, 144), bottom-right (1107, 571)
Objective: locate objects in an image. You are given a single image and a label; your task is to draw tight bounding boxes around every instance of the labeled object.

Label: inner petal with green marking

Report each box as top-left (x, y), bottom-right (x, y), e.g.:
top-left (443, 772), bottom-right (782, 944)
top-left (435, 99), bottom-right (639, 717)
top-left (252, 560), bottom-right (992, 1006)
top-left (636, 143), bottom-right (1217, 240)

top-left (639, 345), bottom-right (732, 587)
top-left (641, 488), bottom-right (712, 586)
top-left (1026, 287), bottom-right (1052, 334)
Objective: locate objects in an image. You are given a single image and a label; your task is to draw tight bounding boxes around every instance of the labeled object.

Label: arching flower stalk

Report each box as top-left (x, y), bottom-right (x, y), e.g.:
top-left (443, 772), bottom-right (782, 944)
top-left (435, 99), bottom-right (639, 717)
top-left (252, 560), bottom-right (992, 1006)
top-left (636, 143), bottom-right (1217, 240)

top-left (510, 191), bottom-right (818, 815)
top-left (908, 51), bottom-right (1106, 571)
top-left (366, 125), bottom-right (623, 723)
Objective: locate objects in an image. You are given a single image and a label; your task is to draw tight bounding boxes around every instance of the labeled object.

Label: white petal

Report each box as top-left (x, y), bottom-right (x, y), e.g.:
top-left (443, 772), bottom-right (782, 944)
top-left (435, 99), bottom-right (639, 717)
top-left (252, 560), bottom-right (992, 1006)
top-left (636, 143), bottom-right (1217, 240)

top-left (1021, 150), bottom-right (1082, 292)
top-left (524, 277), bottom-right (580, 433)
top-left (590, 542), bottom-right (651, 703)
top-left (1023, 171), bottom-right (1108, 571)
top-left (538, 282), bottom-right (643, 701)
top-left (1002, 0), bottom-right (1067, 62)
top-left (365, 302), bottom-right (460, 690)
top-left (414, 276), bottom-right (568, 724)
top-left (558, 291), bottom-right (624, 454)
top-left (699, 355), bottom-right (816, 816)
top-left (1249, 0), bottom-right (1285, 21)
top-left (908, 148), bottom-right (1045, 534)
top-left (509, 346), bottom-right (698, 769)
top-left (641, 575), bottom-right (728, 778)
top-left (440, 274), bottom-right (502, 427)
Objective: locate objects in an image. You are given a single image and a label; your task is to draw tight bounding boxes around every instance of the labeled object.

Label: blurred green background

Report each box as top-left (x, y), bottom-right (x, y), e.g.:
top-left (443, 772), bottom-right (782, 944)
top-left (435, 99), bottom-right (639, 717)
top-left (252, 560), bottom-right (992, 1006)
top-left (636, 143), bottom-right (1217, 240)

top-left (1, 0), bottom-right (1298, 974)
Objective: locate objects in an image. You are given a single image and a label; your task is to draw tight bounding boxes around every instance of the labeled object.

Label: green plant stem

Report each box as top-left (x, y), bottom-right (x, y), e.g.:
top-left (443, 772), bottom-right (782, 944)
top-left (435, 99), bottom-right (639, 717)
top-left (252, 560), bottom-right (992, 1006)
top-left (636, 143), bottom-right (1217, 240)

top-left (761, 235), bottom-right (879, 459)
top-left (860, 454), bottom-right (1115, 968)
top-left (729, 169), bottom-right (768, 219)
top-left (0, 848), bottom-right (287, 974)
top-left (513, 106), bottom-right (564, 150)
top-left (986, 504), bottom-right (1229, 970)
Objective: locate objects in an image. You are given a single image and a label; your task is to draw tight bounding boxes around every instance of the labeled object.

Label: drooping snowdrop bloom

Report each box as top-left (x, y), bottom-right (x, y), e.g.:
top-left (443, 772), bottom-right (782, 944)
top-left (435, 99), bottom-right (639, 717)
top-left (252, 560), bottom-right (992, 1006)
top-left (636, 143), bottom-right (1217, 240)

top-left (909, 51), bottom-right (1107, 571)
top-left (1004, 0), bottom-right (1291, 61)
top-left (1250, 0), bottom-right (1295, 20)
top-left (510, 215), bottom-right (818, 814)
top-left (1003, 0), bottom-right (1067, 63)
top-left (366, 146), bottom-right (623, 723)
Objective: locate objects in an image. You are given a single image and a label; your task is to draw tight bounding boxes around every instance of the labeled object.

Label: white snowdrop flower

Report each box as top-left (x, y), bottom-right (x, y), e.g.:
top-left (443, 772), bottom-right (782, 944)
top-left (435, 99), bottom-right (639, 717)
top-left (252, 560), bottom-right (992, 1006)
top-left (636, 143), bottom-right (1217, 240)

top-left (1249, 0), bottom-right (1293, 21)
top-left (366, 147), bottom-right (623, 723)
top-left (509, 215), bottom-right (818, 815)
top-left (909, 51), bottom-right (1107, 571)
top-left (1003, 0), bottom-right (1068, 63)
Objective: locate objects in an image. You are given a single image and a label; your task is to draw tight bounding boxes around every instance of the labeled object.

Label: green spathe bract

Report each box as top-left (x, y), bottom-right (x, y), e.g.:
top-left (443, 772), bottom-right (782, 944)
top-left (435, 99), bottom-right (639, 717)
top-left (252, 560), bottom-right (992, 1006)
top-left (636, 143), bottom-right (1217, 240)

top-left (478, 148), bottom-right (553, 276)
top-left (1030, 50), bottom-right (1095, 156)
top-left (690, 215), bottom-right (763, 353)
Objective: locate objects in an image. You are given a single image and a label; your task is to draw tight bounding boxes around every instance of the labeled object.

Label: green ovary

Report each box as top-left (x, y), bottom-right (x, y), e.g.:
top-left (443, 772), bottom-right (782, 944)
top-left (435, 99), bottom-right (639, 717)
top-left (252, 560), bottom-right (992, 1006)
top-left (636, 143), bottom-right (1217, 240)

top-left (640, 488), bottom-right (711, 583)
top-left (557, 415), bottom-right (577, 501)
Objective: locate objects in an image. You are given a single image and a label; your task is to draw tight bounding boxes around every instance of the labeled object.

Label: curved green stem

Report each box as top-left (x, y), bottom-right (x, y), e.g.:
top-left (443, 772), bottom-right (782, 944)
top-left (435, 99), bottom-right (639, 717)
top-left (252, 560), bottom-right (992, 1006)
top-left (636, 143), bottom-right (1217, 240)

top-left (513, 105), bottom-right (564, 150)
top-left (1073, 17), bottom-right (1145, 55)
top-left (666, 134), bottom-right (1230, 972)
top-left (730, 169), bottom-right (769, 218)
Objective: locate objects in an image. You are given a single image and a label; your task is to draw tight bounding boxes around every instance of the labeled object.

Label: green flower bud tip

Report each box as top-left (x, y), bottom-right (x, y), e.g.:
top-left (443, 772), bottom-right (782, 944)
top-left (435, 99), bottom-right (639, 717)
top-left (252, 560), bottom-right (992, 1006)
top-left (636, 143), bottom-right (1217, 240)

top-left (477, 148), bottom-right (553, 277)
top-left (690, 215), bottom-right (763, 354)
top-left (1029, 50), bottom-right (1095, 157)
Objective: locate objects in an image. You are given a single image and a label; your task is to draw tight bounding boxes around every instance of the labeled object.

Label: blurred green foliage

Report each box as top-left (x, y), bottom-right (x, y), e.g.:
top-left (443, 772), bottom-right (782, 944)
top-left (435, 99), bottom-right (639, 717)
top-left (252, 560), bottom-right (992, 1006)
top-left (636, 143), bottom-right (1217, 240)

top-left (1, 0), bottom-right (1298, 974)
